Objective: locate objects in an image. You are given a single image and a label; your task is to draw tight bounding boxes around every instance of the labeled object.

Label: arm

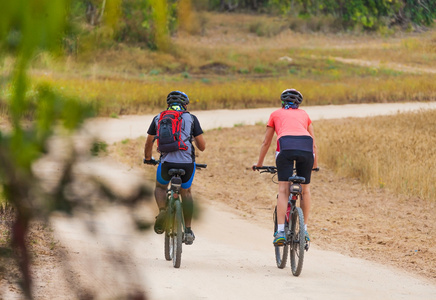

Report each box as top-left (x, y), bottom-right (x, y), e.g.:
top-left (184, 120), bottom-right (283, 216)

top-left (144, 134), bottom-right (155, 160)
top-left (253, 126), bottom-right (275, 168)
top-left (193, 134), bottom-right (206, 152)
top-left (308, 123), bottom-right (318, 169)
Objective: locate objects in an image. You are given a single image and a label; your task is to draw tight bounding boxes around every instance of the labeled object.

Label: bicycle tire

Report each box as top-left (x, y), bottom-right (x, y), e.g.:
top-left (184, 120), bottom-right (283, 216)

top-left (290, 206), bottom-right (305, 276)
top-left (164, 210), bottom-right (172, 261)
top-left (273, 206), bottom-right (288, 269)
top-left (172, 200), bottom-right (183, 268)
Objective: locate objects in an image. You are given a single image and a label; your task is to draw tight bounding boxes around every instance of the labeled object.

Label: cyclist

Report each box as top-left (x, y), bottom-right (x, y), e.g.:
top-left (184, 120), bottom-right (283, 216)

top-left (144, 91), bottom-right (206, 245)
top-left (252, 89), bottom-right (318, 246)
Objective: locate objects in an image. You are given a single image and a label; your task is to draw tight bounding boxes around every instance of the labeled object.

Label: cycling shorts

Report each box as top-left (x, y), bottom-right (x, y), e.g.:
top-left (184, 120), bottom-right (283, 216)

top-left (276, 150), bottom-right (314, 183)
top-left (156, 162), bottom-right (196, 189)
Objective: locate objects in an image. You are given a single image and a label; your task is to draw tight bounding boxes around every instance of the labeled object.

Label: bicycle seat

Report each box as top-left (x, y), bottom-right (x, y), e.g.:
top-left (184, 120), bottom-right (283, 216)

top-left (288, 175), bottom-right (305, 184)
top-left (168, 168), bottom-right (186, 176)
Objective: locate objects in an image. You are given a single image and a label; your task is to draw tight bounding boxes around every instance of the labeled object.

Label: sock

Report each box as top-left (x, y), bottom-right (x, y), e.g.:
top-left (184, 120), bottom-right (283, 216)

top-left (304, 224), bottom-right (307, 231)
top-left (278, 224), bottom-right (285, 232)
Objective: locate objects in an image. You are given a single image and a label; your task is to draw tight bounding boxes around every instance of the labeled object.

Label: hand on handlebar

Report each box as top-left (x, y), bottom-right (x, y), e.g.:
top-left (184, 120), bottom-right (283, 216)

top-left (312, 167), bottom-right (320, 172)
top-left (143, 157), bottom-right (158, 165)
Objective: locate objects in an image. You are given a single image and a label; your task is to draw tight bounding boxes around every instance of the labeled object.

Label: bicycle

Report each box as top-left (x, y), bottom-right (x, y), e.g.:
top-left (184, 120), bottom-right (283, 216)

top-left (144, 158), bottom-right (207, 268)
top-left (254, 165), bottom-right (319, 276)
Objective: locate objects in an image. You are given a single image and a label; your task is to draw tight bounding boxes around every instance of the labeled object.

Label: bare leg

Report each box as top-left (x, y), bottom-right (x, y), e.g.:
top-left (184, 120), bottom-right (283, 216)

top-left (277, 181), bottom-right (290, 225)
top-left (300, 184), bottom-right (311, 226)
top-left (155, 182), bottom-right (168, 210)
top-left (153, 181), bottom-right (169, 234)
top-left (180, 188), bottom-right (193, 228)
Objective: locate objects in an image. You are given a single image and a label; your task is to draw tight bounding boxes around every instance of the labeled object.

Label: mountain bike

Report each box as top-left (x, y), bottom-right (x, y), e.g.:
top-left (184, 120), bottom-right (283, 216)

top-left (254, 165), bottom-right (318, 276)
top-left (144, 159), bottom-right (207, 268)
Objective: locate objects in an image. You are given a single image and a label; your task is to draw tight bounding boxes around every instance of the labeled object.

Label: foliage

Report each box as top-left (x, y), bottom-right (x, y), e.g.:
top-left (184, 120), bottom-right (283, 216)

top-left (67, 0), bottom-right (178, 50)
top-left (206, 0), bottom-right (436, 30)
top-left (63, 0), bottom-right (436, 52)
top-left (0, 1), bottom-right (152, 298)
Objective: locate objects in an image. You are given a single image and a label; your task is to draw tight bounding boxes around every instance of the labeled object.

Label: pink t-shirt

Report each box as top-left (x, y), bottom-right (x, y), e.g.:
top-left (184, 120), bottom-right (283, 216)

top-left (267, 108), bottom-right (312, 138)
top-left (267, 108), bottom-right (312, 152)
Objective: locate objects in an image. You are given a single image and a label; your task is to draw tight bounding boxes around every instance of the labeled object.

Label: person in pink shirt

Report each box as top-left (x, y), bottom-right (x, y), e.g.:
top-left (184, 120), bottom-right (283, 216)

top-left (253, 89), bottom-right (318, 246)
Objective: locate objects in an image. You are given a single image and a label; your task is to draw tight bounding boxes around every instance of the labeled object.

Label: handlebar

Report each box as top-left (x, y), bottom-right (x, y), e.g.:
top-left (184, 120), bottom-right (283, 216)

top-left (253, 166), bottom-right (320, 174)
top-left (143, 158), bottom-right (159, 165)
top-left (143, 158), bottom-right (207, 169)
top-left (252, 166), bottom-right (277, 174)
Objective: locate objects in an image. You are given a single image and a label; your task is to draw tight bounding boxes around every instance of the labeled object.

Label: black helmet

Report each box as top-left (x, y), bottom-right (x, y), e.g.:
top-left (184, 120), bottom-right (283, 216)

top-left (167, 91), bottom-right (189, 105)
top-left (280, 89), bottom-right (303, 104)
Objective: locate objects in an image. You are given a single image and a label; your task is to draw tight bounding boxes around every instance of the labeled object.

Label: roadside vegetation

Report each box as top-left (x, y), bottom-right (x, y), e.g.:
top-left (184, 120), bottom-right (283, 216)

top-left (1, 2), bottom-right (436, 117)
top-left (317, 109), bottom-right (436, 202)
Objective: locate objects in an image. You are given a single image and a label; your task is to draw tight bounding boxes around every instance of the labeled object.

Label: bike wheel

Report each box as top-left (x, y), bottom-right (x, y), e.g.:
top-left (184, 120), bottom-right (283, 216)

top-left (164, 210), bottom-right (172, 261)
top-left (172, 200), bottom-right (183, 268)
top-left (273, 206), bottom-right (288, 269)
top-left (289, 207), bottom-right (305, 276)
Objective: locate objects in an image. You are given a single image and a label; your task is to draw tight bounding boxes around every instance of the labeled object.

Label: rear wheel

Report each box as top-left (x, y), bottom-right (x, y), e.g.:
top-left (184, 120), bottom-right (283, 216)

top-left (164, 211), bottom-right (171, 261)
top-left (172, 200), bottom-right (183, 268)
top-left (273, 206), bottom-right (288, 269)
top-left (290, 206), bottom-right (305, 276)
top-left (164, 195), bottom-right (172, 261)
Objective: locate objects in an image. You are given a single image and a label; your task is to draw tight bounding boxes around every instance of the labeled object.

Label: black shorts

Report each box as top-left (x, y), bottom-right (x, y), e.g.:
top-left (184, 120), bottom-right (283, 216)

top-left (276, 150), bottom-right (314, 183)
top-left (158, 162), bottom-right (195, 185)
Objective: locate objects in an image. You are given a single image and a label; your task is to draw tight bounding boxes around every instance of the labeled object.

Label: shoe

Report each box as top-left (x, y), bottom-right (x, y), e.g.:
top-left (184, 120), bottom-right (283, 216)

top-left (273, 231), bottom-right (286, 245)
top-left (184, 228), bottom-right (195, 245)
top-left (154, 209), bottom-right (166, 234)
top-left (305, 230), bottom-right (310, 251)
top-left (305, 230), bottom-right (310, 242)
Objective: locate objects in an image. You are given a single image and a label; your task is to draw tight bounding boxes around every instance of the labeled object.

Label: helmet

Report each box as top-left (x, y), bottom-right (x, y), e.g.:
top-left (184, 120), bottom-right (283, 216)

top-left (280, 89), bottom-right (303, 104)
top-left (167, 91), bottom-right (189, 105)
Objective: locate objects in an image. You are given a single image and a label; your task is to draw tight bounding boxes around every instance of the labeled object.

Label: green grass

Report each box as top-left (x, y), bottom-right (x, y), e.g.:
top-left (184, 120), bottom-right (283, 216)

top-left (90, 141), bottom-right (108, 156)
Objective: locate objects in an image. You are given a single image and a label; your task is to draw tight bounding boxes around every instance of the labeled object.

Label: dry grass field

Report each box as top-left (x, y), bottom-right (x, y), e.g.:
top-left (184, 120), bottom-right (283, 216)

top-left (108, 111), bottom-right (436, 282)
top-left (1, 13), bottom-right (435, 117)
top-left (317, 109), bottom-right (436, 201)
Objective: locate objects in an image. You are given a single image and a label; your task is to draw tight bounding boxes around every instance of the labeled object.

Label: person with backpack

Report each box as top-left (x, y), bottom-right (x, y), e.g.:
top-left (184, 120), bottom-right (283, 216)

top-left (252, 89), bottom-right (318, 246)
top-left (143, 91), bottom-right (206, 245)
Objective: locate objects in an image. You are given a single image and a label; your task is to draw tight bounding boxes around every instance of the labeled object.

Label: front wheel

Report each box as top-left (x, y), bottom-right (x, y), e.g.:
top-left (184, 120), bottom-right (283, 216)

top-left (164, 216), bottom-right (171, 261)
top-left (290, 207), bottom-right (305, 276)
top-left (172, 200), bottom-right (183, 268)
top-left (273, 206), bottom-right (288, 269)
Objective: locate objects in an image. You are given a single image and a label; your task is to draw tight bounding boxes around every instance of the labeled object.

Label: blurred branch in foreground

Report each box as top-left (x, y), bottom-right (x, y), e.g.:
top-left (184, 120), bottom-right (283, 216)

top-left (0, 1), bottom-right (153, 299)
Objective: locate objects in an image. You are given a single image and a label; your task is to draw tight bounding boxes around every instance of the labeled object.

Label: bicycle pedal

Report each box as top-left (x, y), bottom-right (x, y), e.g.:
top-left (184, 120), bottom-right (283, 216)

top-left (305, 242), bottom-right (310, 251)
top-left (273, 241), bottom-right (285, 246)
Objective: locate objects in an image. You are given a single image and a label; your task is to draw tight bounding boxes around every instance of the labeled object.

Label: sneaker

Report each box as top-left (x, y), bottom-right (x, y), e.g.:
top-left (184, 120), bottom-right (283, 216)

top-left (184, 229), bottom-right (195, 245)
top-left (305, 230), bottom-right (310, 242)
top-left (154, 209), bottom-right (166, 234)
top-left (305, 230), bottom-right (310, 251)
top-left (273, 231), bottom-right (286, 245)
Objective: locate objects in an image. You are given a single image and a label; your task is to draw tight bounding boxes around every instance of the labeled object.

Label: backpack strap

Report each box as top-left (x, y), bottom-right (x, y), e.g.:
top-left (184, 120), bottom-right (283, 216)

top-left (181, 112), bottom-right (194, 144)
top-left (152, 112), bottom-right (161, 142)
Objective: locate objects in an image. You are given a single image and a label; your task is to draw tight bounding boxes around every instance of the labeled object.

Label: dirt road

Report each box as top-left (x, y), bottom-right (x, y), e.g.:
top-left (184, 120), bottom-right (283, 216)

top-left (51, 181), bottom-right (436, 300)
top-left (3, 103), bottom-right (436, 299)
top-left (83, 102), bottom-right (436, 144)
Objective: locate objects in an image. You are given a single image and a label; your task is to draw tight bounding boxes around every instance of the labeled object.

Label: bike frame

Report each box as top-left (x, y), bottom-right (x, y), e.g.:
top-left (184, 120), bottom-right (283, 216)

top-left (254, 164), bottom-right (315, 276)
top-left (144, 159), bottom-right (207, 268)
top-left (167, 176), bottom-right (185, 234)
